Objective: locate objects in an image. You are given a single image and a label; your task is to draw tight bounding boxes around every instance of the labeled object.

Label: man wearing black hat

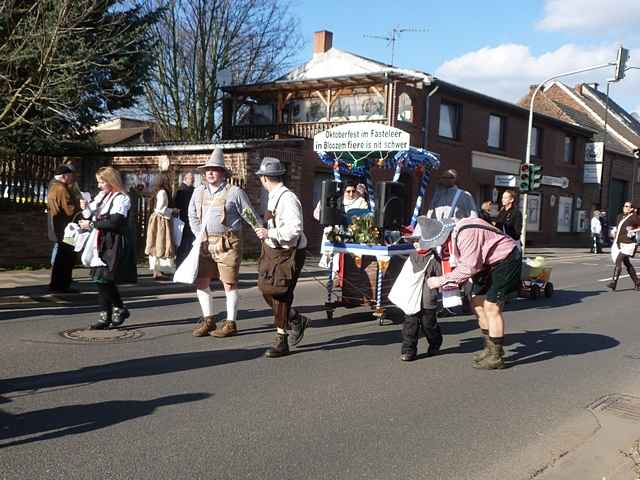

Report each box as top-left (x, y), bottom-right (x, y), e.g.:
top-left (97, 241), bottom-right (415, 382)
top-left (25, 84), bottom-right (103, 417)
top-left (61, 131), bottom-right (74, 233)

top-left (47, 163), bottom-right (81, 293)
top-left (254, 156), bottom-right (309, 357)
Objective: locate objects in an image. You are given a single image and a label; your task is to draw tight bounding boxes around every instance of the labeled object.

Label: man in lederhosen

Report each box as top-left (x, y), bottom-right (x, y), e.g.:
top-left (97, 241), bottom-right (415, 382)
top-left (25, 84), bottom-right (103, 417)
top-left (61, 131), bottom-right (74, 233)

top-left (253, 157), bottom-right (309, 358)
top-left (189, 148), bottom-right (261, 338)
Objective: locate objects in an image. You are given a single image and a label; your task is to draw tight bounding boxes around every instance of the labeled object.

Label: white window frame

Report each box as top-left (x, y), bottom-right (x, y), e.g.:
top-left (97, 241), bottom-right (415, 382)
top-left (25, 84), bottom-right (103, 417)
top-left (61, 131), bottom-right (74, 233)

top-left (487, 114), bottom-right (504, 149)
top-left (438, 102), bottom-right (459, 139)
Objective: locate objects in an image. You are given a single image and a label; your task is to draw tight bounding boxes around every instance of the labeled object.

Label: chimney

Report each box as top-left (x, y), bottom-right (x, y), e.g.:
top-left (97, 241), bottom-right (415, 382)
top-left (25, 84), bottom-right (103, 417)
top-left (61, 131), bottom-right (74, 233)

top-left (314, 30), bottom-right (333, 55)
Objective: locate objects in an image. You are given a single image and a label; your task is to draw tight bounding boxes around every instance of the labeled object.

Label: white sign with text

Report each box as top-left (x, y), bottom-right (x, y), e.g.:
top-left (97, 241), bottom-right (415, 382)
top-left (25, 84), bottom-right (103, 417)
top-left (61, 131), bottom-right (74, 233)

top-left (313, 122), bottom-right (410, 152)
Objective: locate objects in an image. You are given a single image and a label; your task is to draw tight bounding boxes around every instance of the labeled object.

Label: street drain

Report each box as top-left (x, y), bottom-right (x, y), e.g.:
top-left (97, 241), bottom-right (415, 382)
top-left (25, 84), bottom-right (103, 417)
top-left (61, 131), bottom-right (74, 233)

top-left (589, 394), bottom-right (640, 422)
top-left (61, 328), bottom-right (144, 343)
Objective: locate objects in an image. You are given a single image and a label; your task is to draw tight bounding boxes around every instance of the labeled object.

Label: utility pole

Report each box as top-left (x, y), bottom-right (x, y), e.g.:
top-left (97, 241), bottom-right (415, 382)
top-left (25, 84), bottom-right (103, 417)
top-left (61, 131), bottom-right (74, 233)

top-left (363, 27), bottom-right (427, 66)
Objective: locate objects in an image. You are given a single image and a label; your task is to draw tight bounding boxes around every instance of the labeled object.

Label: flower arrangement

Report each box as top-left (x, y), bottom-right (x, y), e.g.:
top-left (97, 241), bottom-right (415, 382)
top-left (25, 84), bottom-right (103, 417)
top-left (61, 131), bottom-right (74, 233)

top-left (242, 208), bottom-right (262, 229)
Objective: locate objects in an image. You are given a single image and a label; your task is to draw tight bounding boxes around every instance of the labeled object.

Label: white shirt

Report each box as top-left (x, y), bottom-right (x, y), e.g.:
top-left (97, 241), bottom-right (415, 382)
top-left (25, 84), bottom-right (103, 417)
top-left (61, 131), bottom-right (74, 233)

top-left (591, 217), bottom-right (602, 235)
top-left (154, 189), bottom-right (174, 218)
top-left (266, 184), bottom-right (307, 249)
top-left (87, 191), bottom-right (131, 218)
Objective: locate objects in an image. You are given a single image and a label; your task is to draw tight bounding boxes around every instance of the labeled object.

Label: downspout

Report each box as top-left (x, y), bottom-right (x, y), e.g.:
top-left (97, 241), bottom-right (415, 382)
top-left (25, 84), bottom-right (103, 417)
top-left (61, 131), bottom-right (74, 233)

top-left (423, 82), bottom-right (439, 148)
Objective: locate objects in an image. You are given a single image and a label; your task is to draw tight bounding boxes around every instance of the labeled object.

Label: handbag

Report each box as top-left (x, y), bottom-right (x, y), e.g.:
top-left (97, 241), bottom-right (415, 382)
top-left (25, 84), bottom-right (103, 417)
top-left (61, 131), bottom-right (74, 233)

top-left (388, 254), bottom-right (430, 315)
top-left (172, 217), bottom-right (185, 248)
top-left (173, 206), bottom-right (210, 284)
top-left (620, 242), bottom-right (637, 257)
top-left (81, 229), bottom-right (99, 267)
top-left (257, 243), bottom-right (297, 296)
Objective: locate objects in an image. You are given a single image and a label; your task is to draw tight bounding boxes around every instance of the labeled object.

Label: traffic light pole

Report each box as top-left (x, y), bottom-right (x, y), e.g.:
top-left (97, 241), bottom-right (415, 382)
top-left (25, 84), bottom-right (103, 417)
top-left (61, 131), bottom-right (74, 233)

top-left (520, 62), bottom-right (614, 257)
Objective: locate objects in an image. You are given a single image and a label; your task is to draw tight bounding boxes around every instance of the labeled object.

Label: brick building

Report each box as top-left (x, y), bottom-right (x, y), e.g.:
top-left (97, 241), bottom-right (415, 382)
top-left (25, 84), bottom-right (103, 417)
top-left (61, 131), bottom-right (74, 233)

top-left (220, 30), bottom-right (596, 247)
top-left (519, 82), bottom-right (640, 223)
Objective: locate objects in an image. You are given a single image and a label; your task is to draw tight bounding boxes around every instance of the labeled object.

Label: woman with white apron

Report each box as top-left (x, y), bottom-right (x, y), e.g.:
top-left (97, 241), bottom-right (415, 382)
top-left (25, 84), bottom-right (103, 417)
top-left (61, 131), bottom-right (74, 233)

top-left (608, 201), bottom-right (640, 291)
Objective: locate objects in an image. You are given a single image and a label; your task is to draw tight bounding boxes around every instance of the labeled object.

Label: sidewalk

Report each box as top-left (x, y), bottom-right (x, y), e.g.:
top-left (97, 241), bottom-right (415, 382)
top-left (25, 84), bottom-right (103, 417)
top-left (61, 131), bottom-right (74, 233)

top-left (0, 256), bottom-right (328, 307)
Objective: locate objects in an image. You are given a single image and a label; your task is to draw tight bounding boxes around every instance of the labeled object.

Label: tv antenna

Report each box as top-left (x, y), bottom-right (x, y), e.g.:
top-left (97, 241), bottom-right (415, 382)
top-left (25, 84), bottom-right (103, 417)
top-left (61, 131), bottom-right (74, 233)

top-left (364, 27), bottom-right (427, 66)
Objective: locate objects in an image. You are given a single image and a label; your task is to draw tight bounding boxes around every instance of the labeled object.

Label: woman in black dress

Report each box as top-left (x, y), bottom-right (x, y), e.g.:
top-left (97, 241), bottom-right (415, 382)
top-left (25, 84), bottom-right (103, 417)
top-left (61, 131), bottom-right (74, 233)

top-left (608, 201), bottom-right (640, 291)
top-left (495, 189), bottom-right (523, 241)
top-left (79, 167), bottom-right (137, 329)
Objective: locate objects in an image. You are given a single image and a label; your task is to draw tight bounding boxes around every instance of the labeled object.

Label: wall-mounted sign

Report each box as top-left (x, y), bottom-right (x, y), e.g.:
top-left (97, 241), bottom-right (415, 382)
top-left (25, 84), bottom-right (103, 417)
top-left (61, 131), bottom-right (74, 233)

top-left (584, 142), bottom-right (604, 184)
top-left (541, 175), bottom-right (569, 189)
top-left (584, 163), bottom-right (603, 184)
top-left (494, 175), bottom-right (516, 187)
top-left (313, 122), bottom-right (410, 152)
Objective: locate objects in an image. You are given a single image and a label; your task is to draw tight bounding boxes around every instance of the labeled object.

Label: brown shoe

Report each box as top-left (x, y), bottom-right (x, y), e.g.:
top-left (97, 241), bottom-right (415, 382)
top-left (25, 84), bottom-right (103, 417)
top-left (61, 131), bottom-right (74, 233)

top-left (192, 316), bottom-right (216, 337)
top-left (211, 320), bottom-right (237, 338)
top-left (265, 333), bottom-right (289, 358)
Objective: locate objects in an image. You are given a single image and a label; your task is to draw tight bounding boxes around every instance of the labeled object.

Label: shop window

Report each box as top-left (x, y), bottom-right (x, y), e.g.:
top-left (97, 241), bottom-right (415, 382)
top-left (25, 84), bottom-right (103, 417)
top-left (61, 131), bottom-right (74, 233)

top-left (438, 101), bottom-right (461, 139)
top-left (557, 195), bottom-right (573, 232)
top-left (397, 93), bottom-right (413, 122)
top-left (519, 192), bottom-right (541, 232)
top-left (487, 114), bottom-right (505, 149)
top-left (563, 136), bottom-right (575, 164)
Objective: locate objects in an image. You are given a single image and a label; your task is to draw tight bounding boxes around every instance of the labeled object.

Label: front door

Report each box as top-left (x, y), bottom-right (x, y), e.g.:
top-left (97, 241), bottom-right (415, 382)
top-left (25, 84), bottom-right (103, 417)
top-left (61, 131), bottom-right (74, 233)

top-left (608, 178), bottom-right (627, 223)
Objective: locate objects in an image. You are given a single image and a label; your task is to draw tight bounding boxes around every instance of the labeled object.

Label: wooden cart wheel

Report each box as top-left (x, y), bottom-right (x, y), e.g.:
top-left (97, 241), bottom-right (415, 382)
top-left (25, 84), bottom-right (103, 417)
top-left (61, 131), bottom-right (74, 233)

top-left (544, 282), bottom-right (554, 298)
top-left (530, 285), bottom-right (540, 299)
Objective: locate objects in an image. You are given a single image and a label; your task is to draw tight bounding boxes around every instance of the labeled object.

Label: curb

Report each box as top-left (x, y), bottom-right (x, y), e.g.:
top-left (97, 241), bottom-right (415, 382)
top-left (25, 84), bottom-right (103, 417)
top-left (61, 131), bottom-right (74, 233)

top-left (0, 272), bottom-right (328, 307)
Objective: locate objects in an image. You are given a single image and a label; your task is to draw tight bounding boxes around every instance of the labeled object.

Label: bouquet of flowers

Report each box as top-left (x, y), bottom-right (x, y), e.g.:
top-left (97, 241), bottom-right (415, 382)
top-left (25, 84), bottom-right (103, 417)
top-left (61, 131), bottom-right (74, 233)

top-left (348, 215), bottom-right (380, 245)
top-left (242, 208), bottom-right (262, 229)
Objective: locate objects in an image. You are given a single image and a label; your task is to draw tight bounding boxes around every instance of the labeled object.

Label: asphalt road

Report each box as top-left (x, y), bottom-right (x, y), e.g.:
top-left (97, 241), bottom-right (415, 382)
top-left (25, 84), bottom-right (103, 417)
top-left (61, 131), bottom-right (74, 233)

top-left (2, 251), bottom-right (640, 480)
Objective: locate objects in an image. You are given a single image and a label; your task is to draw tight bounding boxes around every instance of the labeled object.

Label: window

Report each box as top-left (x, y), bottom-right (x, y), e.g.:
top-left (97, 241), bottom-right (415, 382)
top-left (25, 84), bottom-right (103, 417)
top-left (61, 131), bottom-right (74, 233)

top-left (438, 102), bottom-right (461, 139)
top-left (487, 114), bottom-right (505, 149)
top-left (531, 126), bottom-right (542, 158)
top-left (519, 193), bottom-right (541, 232)
top-left (563, 136), bottom-right (575, 163)
top-left (397, 93), bottom-right (413, 122)
top-left (557, 196), bottom-right (573, 232)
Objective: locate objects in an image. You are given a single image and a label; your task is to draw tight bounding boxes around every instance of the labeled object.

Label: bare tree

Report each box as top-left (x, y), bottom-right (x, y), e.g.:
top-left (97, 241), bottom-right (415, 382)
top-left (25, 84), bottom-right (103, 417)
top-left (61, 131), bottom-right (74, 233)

top-left (0, 0), bottom-right (160, 151)
top-left (143, 0), bottom-right (302, 142)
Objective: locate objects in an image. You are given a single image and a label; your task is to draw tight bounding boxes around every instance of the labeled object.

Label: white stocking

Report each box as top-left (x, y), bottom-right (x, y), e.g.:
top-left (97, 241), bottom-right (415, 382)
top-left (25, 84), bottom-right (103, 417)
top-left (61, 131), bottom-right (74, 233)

top-left (196, 287), bottom-right (213, 317)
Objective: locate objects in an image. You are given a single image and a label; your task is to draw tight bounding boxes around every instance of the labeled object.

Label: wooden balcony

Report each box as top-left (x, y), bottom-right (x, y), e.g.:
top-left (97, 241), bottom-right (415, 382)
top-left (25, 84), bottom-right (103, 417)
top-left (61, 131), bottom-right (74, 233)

top-left (225, 119), bottom-right (387, 141)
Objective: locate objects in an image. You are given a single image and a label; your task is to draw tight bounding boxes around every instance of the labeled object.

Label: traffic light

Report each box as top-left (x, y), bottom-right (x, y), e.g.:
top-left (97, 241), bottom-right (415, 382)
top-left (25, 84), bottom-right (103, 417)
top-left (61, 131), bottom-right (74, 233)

top-left (530, 163), bottom-right (543, 191)
top-left (613, 46), bottom-right (629, 82)
top-left (519, 163), bottom-right (530, 191)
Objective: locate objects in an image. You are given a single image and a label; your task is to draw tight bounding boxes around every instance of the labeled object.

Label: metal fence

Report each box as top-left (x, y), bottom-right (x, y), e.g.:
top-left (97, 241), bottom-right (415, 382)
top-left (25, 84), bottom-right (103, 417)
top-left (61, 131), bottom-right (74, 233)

top-left (0, 151), bottom-right (62, 210)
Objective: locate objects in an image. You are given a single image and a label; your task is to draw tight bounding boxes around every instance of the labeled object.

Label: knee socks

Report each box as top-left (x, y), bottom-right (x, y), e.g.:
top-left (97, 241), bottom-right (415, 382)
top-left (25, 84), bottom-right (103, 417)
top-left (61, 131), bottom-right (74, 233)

top-left (226, 289), bottom-right (238, 321)
top-left (196, 287), bottom-right (213, 317)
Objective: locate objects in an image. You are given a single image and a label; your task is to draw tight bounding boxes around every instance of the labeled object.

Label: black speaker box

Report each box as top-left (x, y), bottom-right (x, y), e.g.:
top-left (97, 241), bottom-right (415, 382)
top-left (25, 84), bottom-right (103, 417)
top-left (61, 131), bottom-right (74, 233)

top-left (375, 181), bottom-right (406, 229)
top-left (319, 180), bottom-right (344, 226)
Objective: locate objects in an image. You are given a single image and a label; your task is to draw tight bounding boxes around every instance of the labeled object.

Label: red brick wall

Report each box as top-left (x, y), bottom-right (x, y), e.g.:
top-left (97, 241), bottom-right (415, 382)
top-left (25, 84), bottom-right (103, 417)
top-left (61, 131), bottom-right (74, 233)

top-left (0, 209), bottom-right (52, 267)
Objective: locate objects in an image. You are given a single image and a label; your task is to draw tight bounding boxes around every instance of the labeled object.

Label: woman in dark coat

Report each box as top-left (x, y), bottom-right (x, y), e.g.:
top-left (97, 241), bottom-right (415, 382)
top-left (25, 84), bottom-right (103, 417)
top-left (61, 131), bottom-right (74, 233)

top-left (608, 201), bottom-right (640, 291)
top-left (79, 166), bottom-right (137, 329)
top-left (495, 189), bottom-right (523, 241)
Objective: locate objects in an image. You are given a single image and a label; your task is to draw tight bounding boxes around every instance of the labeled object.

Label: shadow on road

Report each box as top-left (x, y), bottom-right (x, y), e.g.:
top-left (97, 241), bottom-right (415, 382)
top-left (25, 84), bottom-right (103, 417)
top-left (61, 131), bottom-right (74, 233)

top-left (0, 392), bottom-right (210, 448)
top-left (297, 328), bottom-right (400, 353)
top-left (1, 348), bottom-right (263, 396)
top-left (505, 289), bottom-right (604, 312)
top-left (0, 297), bottom-right (195, 322)
top-left (440, 328), bottom-right (620, 368)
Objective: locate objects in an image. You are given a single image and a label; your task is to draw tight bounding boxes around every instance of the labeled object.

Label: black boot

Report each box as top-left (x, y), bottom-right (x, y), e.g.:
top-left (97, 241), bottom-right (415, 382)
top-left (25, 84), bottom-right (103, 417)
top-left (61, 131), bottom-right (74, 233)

top-left (607, 265), bottom-right (621, 291)
top-left (265, 333), bottom-right (290, 358)
top-left (89, 311), bottom-right (111, 330)
top-left (289, 313), bottom-right (310, 347)
top-left (400, 314), bottom-right (419, 361)
top-left (111, 306), bottom-right (130, 328)
top-left (628, 265), bottom-right (640, 291)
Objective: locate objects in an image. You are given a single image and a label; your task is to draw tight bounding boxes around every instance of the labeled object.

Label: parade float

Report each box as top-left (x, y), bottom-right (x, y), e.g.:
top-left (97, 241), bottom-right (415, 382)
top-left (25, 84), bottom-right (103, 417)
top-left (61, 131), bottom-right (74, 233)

top-left (313, 122), bottom-right (440, 323)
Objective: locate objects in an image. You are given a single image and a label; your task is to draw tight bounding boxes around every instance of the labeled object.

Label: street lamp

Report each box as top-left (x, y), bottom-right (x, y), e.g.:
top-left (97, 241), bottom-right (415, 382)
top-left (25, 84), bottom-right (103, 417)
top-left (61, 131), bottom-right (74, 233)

top-left (520, 61), bottom-right (619, 256)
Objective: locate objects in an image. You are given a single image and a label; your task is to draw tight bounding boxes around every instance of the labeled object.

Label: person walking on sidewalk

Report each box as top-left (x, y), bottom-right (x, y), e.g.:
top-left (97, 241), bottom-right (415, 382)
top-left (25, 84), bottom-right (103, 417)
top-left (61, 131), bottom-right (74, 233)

top-left (189, 148), bottom-right (261, 338)
top-left (78, 167), bottom-right (137, 329)
top-left (254, 157), bottom-right (309, 358)
top-left (47, 163), bottom-right (81, 293)
top-left (145, 174), bottom-right (177, 280)
top-left (607, 201), bottom-right (640, 291)
top-left (590, 210), bottom-right (603, 254)
top-left (494, 189), bottom-right (522, 242)
top-left (174, 172), bottom-right (195, 266)
top-left (426, 217), bottom-right (521, 369)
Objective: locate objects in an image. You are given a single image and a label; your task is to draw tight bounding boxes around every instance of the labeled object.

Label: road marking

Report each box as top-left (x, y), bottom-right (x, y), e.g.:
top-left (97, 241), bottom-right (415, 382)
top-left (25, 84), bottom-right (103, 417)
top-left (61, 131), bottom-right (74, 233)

top-left (581, 263), bottom-right (599, 266)
top-left (598, 274), bottom-right (630, 282)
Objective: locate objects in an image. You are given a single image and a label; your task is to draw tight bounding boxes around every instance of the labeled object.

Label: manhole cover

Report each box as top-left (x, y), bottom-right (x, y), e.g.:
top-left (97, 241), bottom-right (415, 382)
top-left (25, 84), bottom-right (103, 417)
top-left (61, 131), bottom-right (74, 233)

top-left (589, 394), bottom-right (640, 422)
top-left (61, 328), bottom-right (144, 343)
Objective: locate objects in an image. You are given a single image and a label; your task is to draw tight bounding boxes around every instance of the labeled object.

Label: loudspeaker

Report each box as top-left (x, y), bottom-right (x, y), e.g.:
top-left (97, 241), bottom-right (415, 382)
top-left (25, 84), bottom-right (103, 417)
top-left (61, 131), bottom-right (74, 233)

top-left (375, 181), bottom-right (406, 229)
top-left (319, 180), bottom-right (344, 226)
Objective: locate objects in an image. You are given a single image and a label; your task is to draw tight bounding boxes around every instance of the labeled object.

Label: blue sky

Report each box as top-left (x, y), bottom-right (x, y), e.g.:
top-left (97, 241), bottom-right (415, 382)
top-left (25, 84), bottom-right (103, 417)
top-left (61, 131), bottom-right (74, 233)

top-left (291, 0), bottom-right (640, 113)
